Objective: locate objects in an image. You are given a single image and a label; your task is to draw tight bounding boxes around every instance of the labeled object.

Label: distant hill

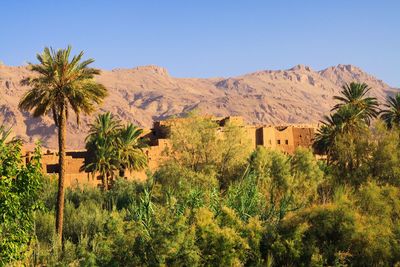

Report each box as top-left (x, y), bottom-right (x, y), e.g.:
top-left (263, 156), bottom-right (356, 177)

top-left (0, 64), bottom-right (397, 149)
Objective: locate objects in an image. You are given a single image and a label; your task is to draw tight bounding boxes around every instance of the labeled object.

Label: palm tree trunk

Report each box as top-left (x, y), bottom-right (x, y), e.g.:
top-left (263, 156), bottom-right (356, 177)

top-left (102, 172), bottom-right (108, 191)
top-left (55, 106), bottom-right (66, 243)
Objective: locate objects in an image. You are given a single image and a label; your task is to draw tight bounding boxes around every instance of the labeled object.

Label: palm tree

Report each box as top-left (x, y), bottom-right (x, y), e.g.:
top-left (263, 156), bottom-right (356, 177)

top-left (313, 105), bottom-right (365, 162)
top-left (84, 112), bottom-right (121, 190)
top-left (332, 82), bottom-right (379, 125)
top-left (380, 93), bottom-right (400, 129)
top-left (83, 113), bottom-right (148, 187)
top-left (117, 124), bottom-right (148, 177)
top-left (85, 137), bottom-right (119, 191)
top-left (86, 112), bottom-right (122, 141)
top-left (18, 46), bottom-right (107, 241)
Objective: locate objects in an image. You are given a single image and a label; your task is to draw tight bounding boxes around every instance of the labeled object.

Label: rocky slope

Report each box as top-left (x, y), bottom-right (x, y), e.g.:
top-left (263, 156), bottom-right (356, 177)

top-left (0, 64), bottom-right (397, 149)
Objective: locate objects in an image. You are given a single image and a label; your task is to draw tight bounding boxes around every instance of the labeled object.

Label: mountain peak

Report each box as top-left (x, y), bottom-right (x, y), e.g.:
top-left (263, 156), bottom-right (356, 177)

top-left (133, 65), bottom-right (169, 76)
top-left (318, 64), bottom-right (391, 90)
top-left (111, 65), bottom-right (170, 77)
top-left (321, 64), bottom-right (363, 73)
top-left (289, 64), bottom-right (313, 72)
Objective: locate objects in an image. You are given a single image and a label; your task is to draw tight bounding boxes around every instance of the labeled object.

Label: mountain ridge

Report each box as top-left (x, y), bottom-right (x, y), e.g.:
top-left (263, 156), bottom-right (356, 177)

top-left (0, 63), bottom-right (397, 149)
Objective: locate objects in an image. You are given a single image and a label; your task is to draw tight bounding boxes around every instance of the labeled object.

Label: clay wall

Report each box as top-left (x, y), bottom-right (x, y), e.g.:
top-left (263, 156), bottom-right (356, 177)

top-left (259, 125), bottom-right (314, 154)
top-left (244, 126), bottom-right (258, 148)
top-left (27, 116), bottom-right (316, 188)
top-left (36, 150), bottom-right (104, 188)
top-left (292, 127), bottom-right (315, 148)
top-left (261, 127), bottom-right (277, 149)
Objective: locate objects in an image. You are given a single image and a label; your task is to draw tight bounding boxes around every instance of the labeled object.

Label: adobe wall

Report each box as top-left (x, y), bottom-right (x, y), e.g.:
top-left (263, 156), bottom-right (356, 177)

top-left (261, 127), bottom-right (290, 153)
top-left (26, 116), bottom-right (316, 188)
top-left (292, 127), bottom-right (315, 148)
top-left (260, 125), bottom-right (315, 154)
top-left (244, 126), bottom-right (258, 148)
top-left (36, 150), bottom-right (104, 188)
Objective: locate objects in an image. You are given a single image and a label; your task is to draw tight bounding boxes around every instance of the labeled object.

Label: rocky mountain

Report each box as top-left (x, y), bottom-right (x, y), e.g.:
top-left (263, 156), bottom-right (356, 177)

top-left (0, 63), bottom-right (397, 149)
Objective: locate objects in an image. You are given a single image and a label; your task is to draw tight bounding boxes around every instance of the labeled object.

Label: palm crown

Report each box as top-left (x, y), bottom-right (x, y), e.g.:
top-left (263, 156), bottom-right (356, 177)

top-left (313, 105), bottom-right (365, 156)
top-left (380, 93), bottom-right (400, 129)
top-left (117, 124), bottom-right (148, 172)
top-left (332, 82), bottom-right (379, 125)
top-left (84, 112), bottom-right (147, 189)
top-left (314, 82), bottom-right (376, 159)
top-left (19, 46), bottom-right (107, 124)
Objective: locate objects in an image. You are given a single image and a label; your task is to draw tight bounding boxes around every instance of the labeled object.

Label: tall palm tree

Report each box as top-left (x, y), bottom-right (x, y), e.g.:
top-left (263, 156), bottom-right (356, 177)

top-left (84, 112), bottom-right (121, 190)
top-left (332, 82), bottom-right (379, 125)
top-left (117, 124), bottom-right (148, 177)
top-left (18, 46), bottom-right (107, 241)
top-left (380, 93), bottom-right (400, 129)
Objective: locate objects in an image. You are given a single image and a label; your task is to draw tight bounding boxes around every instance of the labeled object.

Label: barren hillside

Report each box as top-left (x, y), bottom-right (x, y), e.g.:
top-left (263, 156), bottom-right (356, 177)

top-left (0, 64), bottom-right (396, 149)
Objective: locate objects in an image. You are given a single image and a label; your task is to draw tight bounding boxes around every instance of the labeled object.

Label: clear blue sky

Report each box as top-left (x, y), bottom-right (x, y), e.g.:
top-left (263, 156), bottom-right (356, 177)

top-left (1, 1), bottom-right (399, 86)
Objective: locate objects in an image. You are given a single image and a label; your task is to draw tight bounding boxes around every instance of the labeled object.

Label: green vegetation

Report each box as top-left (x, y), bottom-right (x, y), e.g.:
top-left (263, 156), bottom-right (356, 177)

top-left (380, 93), bottom-right (400, 129)
top-left (83, 112), bottom-right (147, 190)
top-left (0, 127), bottom-right (42, 265)
top-left (3, 52), bottom-right (400, 266)
top-left (18, 46), bottom-right (108, 241)
top-left (22, 121), bottom-right (400, 265)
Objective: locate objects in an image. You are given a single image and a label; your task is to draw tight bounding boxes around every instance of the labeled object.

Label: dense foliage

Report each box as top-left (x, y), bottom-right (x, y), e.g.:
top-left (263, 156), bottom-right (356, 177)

top-left (27, 131), bottom-right (400, 266)
top-left (3, 83), bottom-right (400, 266)
top-left (83, 112), bottom-right (147, 190)
top-left (0, 127), bottom-right (42, 264)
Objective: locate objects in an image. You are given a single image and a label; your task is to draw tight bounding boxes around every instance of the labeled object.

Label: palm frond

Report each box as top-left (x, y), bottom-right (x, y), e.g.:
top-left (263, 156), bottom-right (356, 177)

top-left (19, 46), bottom-right (107, 126)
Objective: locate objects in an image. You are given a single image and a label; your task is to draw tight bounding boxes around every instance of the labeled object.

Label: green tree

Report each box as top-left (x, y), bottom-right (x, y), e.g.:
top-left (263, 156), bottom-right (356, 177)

top-left (166, 113), bottom-right (252, 187)
top-left (84, 112), bottom-right (121, 190)
top-left (0, 127), bottom-right (43, 264)
top-left (117, 124), bottom-right (148, 178)
top-left (331, 130), bottom-right (372, 185)
top-left (249, 147), bottom-right (322, 222)
top-left (167, 114), bottom-right (220, 173)
top-left (314, 82), bottom-right (376, 174)
top-left (18, 46), bottom-right (108, 241)
top-left (370, 122), bottom-right (400, 185)
top-left (313, 105), bottom-right (366, 160)
top-left (380, 93), bottom-right (400, 129)
top-left (84, 112), bottom-right (148, 189)
top-left (267, 182), bottom-right (400, 266)
top-left (332, 82), bottom-right (379, 125)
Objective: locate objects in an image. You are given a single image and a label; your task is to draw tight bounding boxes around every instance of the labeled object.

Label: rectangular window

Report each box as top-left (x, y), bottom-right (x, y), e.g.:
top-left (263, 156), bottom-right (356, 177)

top-left (269, 140), bottom-right (272, 145)
top-left (277, 140), bottom-right (281, 145)
top-left (285, 140), bottom-right (289, 145)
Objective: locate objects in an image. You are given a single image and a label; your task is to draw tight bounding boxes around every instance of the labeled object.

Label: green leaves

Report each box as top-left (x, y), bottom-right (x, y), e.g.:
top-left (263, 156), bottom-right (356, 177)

top-left (0, 130), bottom-right (43, 264)
top-left (314, 82), bottom-right (378, 174)
top-left (332, 82), bottom-right (379, 125)
top-left (380, 93), bottom-right (400, 129)
top-left (18, 46), bottom-right (107, 125)
top-left (84, 112), bottom-right (148, 190)
top-left (248, 147), bottom-right (322, 223)
top-left (166, 114), bottom-right (252, 187)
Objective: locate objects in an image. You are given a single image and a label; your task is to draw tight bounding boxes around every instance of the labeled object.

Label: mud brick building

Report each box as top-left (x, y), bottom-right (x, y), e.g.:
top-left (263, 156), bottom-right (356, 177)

top-left (24, 116), bottom-right (316, 188)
